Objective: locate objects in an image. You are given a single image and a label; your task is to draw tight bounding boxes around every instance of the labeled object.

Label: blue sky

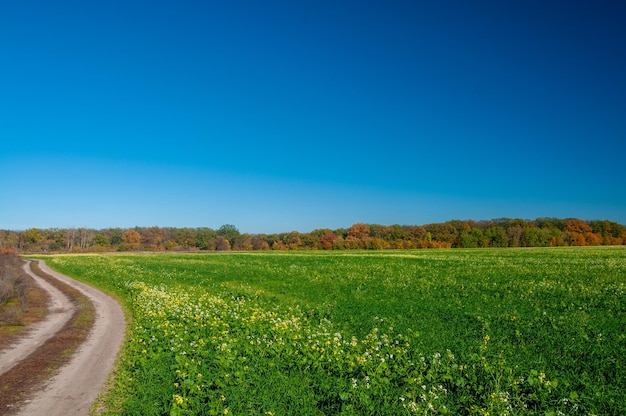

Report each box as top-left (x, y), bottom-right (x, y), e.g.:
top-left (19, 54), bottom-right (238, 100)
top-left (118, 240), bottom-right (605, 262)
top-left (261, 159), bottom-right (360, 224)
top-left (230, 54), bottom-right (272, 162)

top-left (1, 1), bottom-right (625, 233)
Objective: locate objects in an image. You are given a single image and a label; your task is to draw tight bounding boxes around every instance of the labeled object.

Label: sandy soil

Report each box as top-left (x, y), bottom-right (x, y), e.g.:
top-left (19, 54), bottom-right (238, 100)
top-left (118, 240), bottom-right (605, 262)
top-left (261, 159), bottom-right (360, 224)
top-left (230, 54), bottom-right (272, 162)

top-left (1, 260), bottom-right (126, 416)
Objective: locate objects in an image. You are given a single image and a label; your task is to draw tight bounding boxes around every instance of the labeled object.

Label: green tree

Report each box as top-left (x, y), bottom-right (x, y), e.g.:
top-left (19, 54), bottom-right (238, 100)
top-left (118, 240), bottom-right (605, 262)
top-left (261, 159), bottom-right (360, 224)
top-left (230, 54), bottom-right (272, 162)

top-left (507, 226), bottom-right (524, 247)
top-left (218, 224), bottom-right (240, 245)
top-left (92, 233), bottom-right (110, 247)
top-left (23, 228), bottom-right (43, 244)
top-left (523, 228), bottom-right (550, 247)
top-left (460, 228), bottom-right (486, 248)
top-left (485, 226), bottom-right (507, 247)
top-left (175, 228), bottom-right (197, 248)
top-left (195, 228), bottom-right (217, 250)
top-left (108, 229), bottom-right (123, 246)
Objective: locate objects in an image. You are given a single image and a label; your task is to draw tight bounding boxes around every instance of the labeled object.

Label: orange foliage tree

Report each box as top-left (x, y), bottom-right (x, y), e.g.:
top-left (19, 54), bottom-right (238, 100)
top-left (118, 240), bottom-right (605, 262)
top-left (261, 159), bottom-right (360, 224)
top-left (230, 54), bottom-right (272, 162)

top-left (121, 229), bottom-right (142, 250)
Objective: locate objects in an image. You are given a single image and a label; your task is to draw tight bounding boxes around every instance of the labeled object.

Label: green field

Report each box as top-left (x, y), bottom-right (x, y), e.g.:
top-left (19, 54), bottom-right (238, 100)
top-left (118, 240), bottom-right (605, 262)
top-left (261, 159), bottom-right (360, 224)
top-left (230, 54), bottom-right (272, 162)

top-left (38, 247), bottom-right (625, 415)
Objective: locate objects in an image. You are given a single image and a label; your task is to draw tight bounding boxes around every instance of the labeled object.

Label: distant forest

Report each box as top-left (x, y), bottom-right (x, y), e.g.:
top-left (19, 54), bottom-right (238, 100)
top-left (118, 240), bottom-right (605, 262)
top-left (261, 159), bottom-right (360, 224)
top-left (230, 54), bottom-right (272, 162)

top-left (1, 218), bottom-right (625, 254)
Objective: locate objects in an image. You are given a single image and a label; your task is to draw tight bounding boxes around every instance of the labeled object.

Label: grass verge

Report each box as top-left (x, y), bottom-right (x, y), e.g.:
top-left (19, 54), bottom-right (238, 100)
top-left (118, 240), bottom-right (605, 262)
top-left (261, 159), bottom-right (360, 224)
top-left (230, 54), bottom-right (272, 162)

top-left (0, 258), bottom-right (48, 349)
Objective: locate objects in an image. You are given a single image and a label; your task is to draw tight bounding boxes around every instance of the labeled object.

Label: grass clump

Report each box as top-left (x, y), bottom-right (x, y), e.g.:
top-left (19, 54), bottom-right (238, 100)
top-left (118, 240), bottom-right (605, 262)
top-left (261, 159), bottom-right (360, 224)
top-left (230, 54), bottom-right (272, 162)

top-left (0, 253), bottom-right (29, 326)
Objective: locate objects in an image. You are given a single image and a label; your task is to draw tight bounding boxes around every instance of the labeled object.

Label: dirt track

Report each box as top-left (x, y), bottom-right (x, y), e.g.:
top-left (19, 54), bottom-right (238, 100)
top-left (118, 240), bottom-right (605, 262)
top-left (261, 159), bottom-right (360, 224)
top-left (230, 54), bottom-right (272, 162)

top-left (0, 260), bottom-right (125, 415)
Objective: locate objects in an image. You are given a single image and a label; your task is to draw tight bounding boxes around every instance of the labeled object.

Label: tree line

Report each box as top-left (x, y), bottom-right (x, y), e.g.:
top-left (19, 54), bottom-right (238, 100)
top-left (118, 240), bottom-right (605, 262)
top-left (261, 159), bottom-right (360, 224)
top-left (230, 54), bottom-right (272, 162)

top-left (1, 218), bottom-right (625, 253)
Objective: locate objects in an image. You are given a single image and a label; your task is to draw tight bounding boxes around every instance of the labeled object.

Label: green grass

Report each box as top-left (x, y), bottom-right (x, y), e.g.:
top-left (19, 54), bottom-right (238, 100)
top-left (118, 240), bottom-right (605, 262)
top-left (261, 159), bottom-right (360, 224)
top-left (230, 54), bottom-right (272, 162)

top-left (35, 247), bottom-right (626, 415)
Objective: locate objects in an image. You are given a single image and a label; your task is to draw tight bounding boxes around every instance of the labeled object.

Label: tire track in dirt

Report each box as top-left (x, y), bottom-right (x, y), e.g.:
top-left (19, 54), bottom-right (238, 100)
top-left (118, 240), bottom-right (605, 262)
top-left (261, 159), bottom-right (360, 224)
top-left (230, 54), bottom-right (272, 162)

top-left (0, 261), bottom-right (74, 375)
top-left (1, 260), bottom-right (126, 416)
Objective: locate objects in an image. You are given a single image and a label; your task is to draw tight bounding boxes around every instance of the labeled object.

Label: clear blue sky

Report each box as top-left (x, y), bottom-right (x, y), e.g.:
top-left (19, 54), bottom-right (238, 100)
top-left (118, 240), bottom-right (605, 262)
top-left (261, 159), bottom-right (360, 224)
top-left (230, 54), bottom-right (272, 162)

top-left (1, 1), bottom-right (625, 233)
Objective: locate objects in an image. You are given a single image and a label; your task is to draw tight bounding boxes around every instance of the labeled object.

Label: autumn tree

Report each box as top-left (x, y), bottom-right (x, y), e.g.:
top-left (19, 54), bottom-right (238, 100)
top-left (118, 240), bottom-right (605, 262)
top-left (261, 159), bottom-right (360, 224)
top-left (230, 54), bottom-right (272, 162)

top-left (348, 223), bottom-right (371, 240)
top-left (368, 237), bottom-right (388, 250)
top-left (272, 240), bottom-right (288, 250)
top-left (345, 223), bottom-right (370, 248)
top-left (213, 236), bottom-right (230, 251)
top-left (0, 231), bottom-right (20, 252)
top-left (251, 234), bottom-right (270, 250)
top-left (564, 219), bottom-right (593, 246)
top-left (233, 234), bottom-right (253, 251)
top-left (591, 220), bottom-right (625, 245)
top-left (284, 231), bottom-right (303, 250)
top-left (121, 229), bottom-right (142, 251)
top-left (44, 228), bottom-right (66, 251)
top-left (142, 227), bottom-right (166, 250)
top-left (319, 232), bottom-right (338, 250)
top-left (424, 222), bottom-right (458, 246)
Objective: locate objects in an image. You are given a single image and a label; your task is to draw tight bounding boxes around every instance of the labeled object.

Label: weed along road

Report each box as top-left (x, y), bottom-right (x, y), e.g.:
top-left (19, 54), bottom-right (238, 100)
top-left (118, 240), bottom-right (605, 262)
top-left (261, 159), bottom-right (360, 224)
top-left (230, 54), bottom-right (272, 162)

top-left (2, 260), bottom-right (125, 416)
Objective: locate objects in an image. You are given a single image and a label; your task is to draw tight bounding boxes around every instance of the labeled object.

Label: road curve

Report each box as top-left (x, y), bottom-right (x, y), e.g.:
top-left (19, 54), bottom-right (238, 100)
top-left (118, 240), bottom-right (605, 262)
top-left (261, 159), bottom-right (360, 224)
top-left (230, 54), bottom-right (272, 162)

top-left (15, 260), bottom-right (126, 416)
top-left (0, 261), bottom-right (74, 375)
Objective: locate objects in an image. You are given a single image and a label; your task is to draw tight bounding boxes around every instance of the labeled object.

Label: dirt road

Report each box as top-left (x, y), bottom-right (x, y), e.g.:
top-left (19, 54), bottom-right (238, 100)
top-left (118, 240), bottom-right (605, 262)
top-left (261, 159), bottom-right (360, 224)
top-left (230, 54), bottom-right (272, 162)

top-left (0, 262), bottom-right (74, 376)
top-left (0, 260), bottom-right (125, 416)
